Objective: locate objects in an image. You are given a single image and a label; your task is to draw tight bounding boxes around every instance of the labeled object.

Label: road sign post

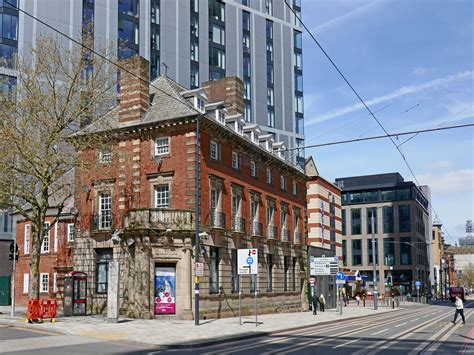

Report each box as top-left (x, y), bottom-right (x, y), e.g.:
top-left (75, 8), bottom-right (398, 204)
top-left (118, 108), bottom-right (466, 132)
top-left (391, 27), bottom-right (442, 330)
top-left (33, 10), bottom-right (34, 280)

top-left (238, 249), bottom-right (259, 326)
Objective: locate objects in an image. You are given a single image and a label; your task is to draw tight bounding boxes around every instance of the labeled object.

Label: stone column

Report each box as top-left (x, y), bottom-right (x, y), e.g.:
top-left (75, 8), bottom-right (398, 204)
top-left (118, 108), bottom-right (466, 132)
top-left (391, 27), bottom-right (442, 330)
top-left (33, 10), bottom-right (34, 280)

top-left (107, 261), bottom-right (120, 322)
top-left (181, 247), bottom-right (193, 320)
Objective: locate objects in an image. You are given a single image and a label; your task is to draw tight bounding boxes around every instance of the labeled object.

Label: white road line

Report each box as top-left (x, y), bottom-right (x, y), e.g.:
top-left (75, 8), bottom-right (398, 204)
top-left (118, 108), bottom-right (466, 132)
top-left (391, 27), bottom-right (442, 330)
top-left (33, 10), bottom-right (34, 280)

top-left (332, 338), bottom-right (361, 349)
top-left (371, 328), bottom-right (389, 335)
top-left (395, 322), bottom-right (407, 327)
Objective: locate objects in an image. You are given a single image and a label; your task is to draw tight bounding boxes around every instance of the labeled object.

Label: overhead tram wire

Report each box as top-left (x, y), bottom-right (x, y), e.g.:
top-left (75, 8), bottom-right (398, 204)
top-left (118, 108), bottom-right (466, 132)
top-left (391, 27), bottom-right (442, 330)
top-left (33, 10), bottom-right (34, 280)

top-left (284, 1), bottom-right (463, 245)
top-left (284, 123), bottom-right (474, 150)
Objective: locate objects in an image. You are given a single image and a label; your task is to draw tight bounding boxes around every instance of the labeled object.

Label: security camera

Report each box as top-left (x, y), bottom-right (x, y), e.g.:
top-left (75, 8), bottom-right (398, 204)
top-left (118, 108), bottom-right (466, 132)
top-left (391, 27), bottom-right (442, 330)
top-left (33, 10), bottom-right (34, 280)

top-left (199, 231), bottom-right (209, 238)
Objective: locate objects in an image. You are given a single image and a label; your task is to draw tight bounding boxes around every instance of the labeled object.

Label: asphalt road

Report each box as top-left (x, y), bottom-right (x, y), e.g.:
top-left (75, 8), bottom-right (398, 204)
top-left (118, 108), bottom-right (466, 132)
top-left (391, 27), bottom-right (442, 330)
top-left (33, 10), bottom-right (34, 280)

top-left (0, 301), bottom-right (472, 354)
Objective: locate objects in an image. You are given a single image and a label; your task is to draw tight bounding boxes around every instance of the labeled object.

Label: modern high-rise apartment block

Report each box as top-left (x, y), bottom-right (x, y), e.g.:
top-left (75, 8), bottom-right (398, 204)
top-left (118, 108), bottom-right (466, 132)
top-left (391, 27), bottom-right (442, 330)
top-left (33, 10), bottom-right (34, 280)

top-left (335, 173), bottom-right (431, 296)
top-left (0, 0), bottom-right (305, 164)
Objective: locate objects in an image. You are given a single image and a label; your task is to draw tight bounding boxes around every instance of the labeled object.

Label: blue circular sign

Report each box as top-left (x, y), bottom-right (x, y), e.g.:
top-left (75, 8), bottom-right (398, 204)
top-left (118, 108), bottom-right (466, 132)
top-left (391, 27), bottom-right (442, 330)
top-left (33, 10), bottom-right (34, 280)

top-left (246, 257), bottom-right (254, 265)
top-left (336, 272), bottom-right (345, 280)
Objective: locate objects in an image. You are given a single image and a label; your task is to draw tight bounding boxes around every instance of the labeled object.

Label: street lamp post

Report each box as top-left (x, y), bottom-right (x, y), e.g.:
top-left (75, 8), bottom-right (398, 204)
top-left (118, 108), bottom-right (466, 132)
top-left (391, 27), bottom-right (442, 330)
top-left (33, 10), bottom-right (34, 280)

top-left (371, 212), bottom-right (378, 310)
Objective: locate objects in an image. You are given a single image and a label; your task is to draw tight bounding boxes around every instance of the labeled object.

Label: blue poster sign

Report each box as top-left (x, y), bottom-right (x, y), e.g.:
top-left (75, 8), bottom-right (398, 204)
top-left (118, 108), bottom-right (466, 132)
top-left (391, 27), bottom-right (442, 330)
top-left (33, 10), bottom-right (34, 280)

top-left (155, 266), bottom-right (176, 315)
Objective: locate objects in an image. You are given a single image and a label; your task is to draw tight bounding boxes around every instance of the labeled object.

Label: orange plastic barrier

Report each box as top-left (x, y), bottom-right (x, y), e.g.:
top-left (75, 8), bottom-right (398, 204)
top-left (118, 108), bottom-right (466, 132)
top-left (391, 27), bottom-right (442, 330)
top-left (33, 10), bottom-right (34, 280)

top-left (26, 299), bottom-right (57, 323)
top-left (40, 299), bottom-right (57, 322)
top-left (26, 299), bottom-right (41, 322)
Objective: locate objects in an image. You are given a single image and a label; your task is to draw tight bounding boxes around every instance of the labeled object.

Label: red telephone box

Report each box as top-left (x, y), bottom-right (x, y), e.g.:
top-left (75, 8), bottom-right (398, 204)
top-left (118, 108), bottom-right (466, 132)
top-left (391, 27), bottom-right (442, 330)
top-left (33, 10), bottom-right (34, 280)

top-left (64, 271), bottom-right (87, 316)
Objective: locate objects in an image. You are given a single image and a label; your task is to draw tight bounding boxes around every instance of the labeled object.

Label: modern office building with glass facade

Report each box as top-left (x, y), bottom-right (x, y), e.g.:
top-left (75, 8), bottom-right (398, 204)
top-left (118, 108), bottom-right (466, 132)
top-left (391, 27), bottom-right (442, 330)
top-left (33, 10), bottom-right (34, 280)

top-left (0, 0), bottom-right (305, 164)
top-left (335, 173), bottom-right (431, 296)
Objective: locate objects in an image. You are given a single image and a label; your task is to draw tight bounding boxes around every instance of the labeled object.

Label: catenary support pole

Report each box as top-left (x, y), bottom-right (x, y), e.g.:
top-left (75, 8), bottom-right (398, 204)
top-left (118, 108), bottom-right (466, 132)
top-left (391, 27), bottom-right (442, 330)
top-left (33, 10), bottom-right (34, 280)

top-left (194, 115), bottom-right (201, 326)
top-left (372, 213), bottom-right (378, 310)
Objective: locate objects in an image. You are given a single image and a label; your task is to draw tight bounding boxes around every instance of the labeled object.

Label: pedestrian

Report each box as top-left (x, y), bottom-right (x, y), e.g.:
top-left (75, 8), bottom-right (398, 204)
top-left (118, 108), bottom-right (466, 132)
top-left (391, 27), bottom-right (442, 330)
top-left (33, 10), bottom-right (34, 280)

top-left (355, 294), bottom-right (361, 306)
top-left (451, 296), bottom-right (466, 324)
top-left (319, 294), bottom-right (326, 312)
top-left (312, 292), bottom-right (319, 315)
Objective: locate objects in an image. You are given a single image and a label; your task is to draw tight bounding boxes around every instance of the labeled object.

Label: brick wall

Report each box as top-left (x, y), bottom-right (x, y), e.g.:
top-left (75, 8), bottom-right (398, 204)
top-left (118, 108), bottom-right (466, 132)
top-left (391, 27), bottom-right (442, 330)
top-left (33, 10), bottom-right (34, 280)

top-left (14, 216), bottom-right (74, 307)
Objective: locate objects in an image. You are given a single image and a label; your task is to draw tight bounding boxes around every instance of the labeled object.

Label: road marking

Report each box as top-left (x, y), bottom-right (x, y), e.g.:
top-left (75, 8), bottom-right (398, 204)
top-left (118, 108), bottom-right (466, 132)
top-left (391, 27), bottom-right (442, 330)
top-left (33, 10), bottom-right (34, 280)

top-left (395, 322), bottom-right (407, 327)
top-left (263, 310), bottom-right (427, 355)
top-left (420, 310), bottom-right (473, 355)
top-left (410, 319), bottom-right (417, 322)
top-left (459, 326), bottom-right (474, 355)
top-left (332, 338), bottom-right (361, 349)
top-left (371, 328), bottom-right (389, 335)
top-left (352, 310), bottom-right (452, 355)
top-left (204, 309), bottom-right (425, 355)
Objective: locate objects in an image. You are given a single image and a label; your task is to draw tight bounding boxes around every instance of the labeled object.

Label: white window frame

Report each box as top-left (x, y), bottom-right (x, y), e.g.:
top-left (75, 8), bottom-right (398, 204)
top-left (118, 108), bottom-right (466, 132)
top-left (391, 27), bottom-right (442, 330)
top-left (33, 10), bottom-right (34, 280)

top-left (54, 222), bottom-right (58, 253)
top-left (98, 148), bottom-right (112, 164)
top-left (155, 137), bottom-right (170, 156)
top-left (67, 223), bottom-right (74, 242)
top-left (210, 140), bottom-right (219, 160)
top-left (280, 175), bottom-right (286, 191)
top-left (266, 167), bottom-right (272, 184)
top-left (232, 151), bottom-right (239, 170)
top-left (194, 96), bottom-right (205, 113)
top-left (98, 192), bottom-right (113, 230)
top-left (41, 222), bottom-right (50, 254)
top-left (53, 272), bottom-right (58, 293)
top-left (23, 273), bottom-right (29, 294)
top-left (24, 224), bottom-right (30, 255)
top-left (154, 185), bottom-right (170, 208)
top-left (250, 160), bottom-right (257, 178)
top-left (40, 273), bottom-right (49, 293)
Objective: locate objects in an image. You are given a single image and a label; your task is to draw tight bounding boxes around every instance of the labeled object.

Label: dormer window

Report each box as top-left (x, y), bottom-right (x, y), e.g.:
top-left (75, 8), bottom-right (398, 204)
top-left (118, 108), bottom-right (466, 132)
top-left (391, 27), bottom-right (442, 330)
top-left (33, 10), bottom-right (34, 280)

top-left (194, 96), bottom-right (205, 112)
top-left (253, 134), bottom-right (259, 144)
top-left (216, 110), bottom-right (226, 124)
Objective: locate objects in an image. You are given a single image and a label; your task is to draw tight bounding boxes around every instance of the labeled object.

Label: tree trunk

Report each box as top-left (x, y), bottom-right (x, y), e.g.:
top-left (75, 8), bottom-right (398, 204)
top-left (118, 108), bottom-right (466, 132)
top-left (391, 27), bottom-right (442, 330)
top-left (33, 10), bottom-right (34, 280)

top-left (28, 230), bottom-right (42, 300)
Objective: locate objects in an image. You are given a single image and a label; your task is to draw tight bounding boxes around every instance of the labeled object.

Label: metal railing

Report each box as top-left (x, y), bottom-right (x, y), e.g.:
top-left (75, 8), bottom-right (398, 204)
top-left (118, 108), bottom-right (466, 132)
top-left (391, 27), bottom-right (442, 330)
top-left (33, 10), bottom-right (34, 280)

top-left (267, 225), bottom-right (278, 240)
top-left (293, 231), bottom-right (302, 245)
top-left (210, 211), bottom-right (226, 229)
top-left (251, 221), bottom-right (263, 237)
top-left (281, 228), bottom-right (291, 242)
top-left (232, 215), bottom-right (246, 233)
top-left (92, 212), bottom-right (113, 231)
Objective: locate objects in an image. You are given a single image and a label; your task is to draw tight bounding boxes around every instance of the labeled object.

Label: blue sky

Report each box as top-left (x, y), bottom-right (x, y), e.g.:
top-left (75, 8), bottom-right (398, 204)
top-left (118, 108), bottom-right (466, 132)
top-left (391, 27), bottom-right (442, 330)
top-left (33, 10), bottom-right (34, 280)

top-left (301, 0), bottom-right (473, 243)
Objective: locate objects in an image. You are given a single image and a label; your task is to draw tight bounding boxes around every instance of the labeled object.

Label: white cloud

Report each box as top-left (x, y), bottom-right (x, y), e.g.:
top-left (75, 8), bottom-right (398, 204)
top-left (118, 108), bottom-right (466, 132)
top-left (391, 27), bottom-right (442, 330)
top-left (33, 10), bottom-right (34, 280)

top-left (306, 70), bottom-right (473, 126)
top-left (309, 1), bottom-right (385, 35)
top-left (417, 169), bottom-right (474, 194)
top-left (412, 67), bottom-right (428, 75)
top-left (423, 160), bottom-right (453, 170)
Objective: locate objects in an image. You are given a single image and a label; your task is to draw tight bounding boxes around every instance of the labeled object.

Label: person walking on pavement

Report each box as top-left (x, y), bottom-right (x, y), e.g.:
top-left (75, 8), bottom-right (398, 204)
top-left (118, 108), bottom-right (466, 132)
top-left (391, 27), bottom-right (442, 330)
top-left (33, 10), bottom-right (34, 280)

top-left (312, 292), bottom-right (319, 315)
top-left (451, 296), bottom-right (466, 324)
top-left (355, 294), bottom-right (361, 306)
top-left (319, 294), bottom-right (326, 312)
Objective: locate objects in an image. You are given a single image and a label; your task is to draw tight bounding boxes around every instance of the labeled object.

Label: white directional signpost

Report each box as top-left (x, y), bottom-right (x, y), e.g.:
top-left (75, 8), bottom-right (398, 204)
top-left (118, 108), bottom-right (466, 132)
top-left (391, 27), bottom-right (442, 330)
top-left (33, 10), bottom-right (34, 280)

top-left (310, 256), bottom-right (339, 276)
top-left (238, 249), bottom-right (259, 326)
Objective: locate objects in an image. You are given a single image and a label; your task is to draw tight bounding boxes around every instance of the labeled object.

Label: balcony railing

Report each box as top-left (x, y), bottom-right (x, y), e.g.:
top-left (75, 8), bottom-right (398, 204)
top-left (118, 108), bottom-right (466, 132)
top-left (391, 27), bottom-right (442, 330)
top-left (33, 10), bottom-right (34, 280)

top-left (210, 211), bottom-right (226, 229)
top-left (281, 228), bottom-right (291, 243)
top-left (92, 213), bottom-right (113, 231)
top-left (267, 225), bottom-right (278, 240)
top-left (123, 209), bottom-right (194, 231)
top-left (293, 232), bottom-right (302, 245)
top-left (232, 215), bottom-right (246, 234)
top-left (251, 221), bottom-right (263, 237)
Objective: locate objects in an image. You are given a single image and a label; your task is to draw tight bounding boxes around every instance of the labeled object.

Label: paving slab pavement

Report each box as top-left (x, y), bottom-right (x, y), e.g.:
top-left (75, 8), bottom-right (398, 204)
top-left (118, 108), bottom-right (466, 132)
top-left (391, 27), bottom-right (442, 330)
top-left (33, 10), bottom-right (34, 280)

top-left (0, 304), bottom-right (405, 349)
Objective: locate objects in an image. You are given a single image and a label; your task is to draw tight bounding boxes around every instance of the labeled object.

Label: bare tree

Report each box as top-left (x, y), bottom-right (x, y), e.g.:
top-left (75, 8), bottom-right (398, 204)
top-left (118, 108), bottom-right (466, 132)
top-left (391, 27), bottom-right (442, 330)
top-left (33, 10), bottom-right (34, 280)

top-left (0, 34), bottom-right (117, 299)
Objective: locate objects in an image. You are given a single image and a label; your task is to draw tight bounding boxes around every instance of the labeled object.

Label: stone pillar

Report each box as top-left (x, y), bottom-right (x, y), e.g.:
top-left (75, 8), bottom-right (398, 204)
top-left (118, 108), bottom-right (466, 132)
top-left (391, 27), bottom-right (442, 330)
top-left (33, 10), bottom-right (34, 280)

top-left (107, 261), bottom-right (120, 322)
top-left (181, 247), bottom-right (193, 319)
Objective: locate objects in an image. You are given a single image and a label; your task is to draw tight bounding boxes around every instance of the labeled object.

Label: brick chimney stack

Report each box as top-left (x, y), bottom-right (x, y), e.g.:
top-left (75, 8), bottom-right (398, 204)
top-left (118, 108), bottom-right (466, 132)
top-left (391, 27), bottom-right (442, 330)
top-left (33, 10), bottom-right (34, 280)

top-left (202, 77), bottom-right (244, 115)
top-left (119, 56), bottom-right (150, 125)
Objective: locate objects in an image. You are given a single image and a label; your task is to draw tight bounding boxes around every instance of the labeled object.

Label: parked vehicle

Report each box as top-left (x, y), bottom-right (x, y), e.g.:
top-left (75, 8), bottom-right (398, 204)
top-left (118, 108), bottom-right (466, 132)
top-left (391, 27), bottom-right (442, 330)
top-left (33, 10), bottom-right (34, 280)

top-left (449, 287), bottom-right (465, 302)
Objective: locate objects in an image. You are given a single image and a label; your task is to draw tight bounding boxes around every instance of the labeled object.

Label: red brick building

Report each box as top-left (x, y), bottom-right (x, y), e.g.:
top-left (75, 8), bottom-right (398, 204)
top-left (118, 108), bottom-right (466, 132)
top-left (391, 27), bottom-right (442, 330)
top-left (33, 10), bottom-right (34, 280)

top-left (13, 197), bottom-right (75, 307)
top-left (305, 157), bottom-right (342, 308)
top-left (73, 56), bottom-right (307, 319)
